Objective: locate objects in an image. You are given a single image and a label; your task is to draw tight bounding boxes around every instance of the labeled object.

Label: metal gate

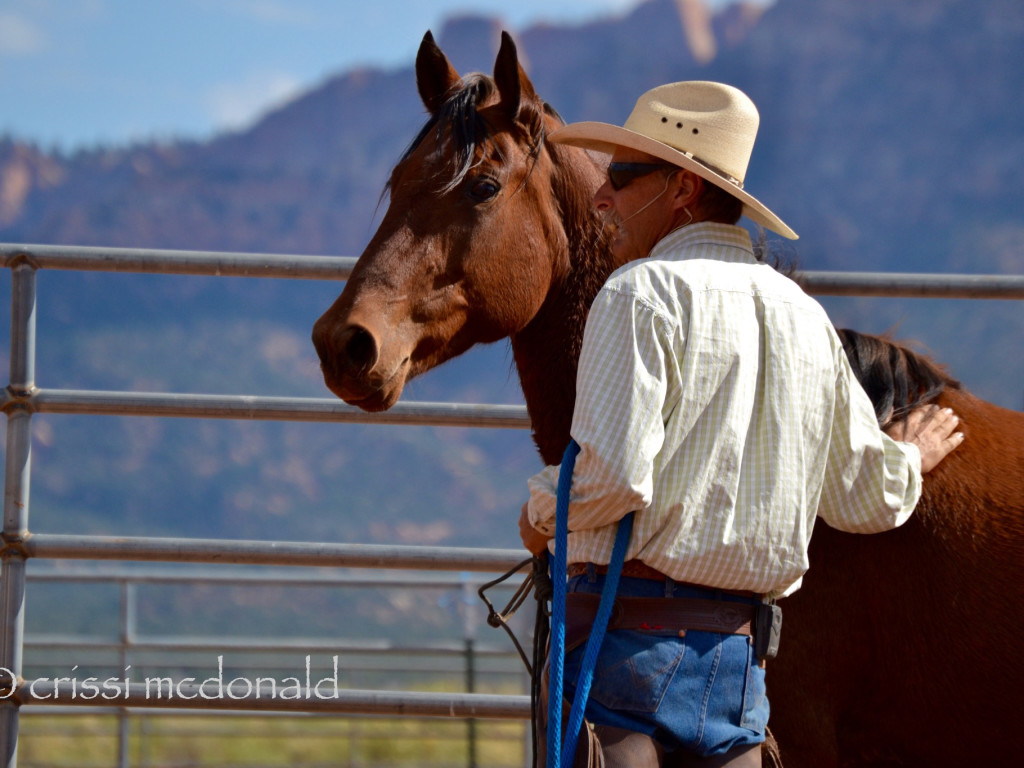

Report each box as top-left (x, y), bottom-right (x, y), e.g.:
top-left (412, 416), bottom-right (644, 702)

top-left (2, 243), bottom-right (1022, 768)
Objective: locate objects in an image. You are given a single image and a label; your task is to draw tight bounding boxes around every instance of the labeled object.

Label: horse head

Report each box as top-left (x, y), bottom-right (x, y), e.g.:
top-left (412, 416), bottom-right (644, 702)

top-left (312, 31), bottom-right (607, 429)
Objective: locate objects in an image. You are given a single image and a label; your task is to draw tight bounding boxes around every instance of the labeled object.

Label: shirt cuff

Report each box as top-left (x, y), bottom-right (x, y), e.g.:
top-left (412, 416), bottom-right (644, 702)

top-left (526, 464), bottom-right (560, 536)
top-left (899, 439), bottom-right (922, 475)
top-left (887, 436), bottom-right (923, 527)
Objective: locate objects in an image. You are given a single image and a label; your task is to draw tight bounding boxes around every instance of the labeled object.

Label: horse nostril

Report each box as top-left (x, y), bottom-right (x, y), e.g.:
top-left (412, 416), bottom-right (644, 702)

top-left (338, 325), bottom-right (378, 373)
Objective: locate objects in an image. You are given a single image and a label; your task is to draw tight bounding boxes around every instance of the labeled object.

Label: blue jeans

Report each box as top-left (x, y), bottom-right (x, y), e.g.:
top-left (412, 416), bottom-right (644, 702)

top-left (563, 569), bottom-right (769, 758)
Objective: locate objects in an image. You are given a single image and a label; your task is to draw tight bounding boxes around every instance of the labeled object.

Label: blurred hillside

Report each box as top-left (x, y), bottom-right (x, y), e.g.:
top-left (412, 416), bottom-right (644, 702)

top-left (1, 0), bottom-right (1022, 553)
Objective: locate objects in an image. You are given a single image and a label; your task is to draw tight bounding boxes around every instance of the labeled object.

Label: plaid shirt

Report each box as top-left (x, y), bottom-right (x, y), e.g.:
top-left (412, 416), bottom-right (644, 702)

top-left (527, 222), bottom-right (921, 597)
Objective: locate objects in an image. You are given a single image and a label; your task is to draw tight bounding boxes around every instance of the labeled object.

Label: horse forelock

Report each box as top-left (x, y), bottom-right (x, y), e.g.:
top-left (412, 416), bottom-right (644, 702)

top-left (389, 72), bottom-right (554, 199)
top-left (837, 328), bottom-right (961, 428)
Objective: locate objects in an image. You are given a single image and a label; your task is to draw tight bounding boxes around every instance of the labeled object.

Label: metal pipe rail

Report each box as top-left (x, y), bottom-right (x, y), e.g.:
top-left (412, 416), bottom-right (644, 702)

top-left (25, 563), bottom-right (518, 588)
top-left (11, 683), bottom-right (531, 718)
top-left (795, 270), bottom-right (1024, 299)
top-left (5, 242), bottom-right (1024, 298)
top-left (0, 243), bottom-right (356, 281)
top-left (22, 533), bottom-right (524, 572)
top-left (0, 387), bottom-right (530, 428)
top-left (26, 635), bottom-right (518, 658)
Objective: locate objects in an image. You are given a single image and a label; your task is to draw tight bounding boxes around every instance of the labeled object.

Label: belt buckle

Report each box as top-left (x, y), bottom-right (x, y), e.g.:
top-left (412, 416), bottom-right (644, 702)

top-left (712, 603), bottom-right (746, 631)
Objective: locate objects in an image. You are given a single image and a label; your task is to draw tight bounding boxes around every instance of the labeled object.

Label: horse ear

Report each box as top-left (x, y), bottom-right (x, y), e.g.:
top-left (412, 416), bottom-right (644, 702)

top-left (493, 31), bottom-right (538, 121)
top-left (416, 30), bottom-right (461, 114)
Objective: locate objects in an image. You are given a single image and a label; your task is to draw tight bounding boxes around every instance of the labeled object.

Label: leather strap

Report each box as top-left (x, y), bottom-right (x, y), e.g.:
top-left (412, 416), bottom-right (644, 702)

top-left (565, 593), bottom-right (755, 653)
top-left (567, 560), bottom-right (668, 581)
top-left (567, 561), bottom-right (761, 600)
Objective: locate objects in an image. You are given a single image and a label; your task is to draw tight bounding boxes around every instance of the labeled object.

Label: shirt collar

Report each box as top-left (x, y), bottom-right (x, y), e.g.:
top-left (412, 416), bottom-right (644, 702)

top-left (648, 222), bottom-right (757, 265)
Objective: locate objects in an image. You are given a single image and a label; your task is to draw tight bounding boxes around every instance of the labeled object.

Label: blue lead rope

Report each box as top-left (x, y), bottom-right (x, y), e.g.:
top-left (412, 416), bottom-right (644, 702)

top-left (546, 439), bottom-right (634, 768)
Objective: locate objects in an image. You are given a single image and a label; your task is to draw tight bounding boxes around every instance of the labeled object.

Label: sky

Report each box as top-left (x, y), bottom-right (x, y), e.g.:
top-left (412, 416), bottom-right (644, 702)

top-left (1, 0), bottom-right (751, 153)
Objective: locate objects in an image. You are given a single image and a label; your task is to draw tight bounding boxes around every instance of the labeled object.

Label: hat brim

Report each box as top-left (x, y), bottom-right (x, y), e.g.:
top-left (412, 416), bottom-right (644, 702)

top-left (550, 121), bottom-right (798, 240)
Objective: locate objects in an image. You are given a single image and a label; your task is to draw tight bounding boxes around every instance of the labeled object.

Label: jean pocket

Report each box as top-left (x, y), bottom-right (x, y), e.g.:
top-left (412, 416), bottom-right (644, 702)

top-left (739, 642), bottom-right (769, 732)
top-left (579, 630), bottom-right (685, 714)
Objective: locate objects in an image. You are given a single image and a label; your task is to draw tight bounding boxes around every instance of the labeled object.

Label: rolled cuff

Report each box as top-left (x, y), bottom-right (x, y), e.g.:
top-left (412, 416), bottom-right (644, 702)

top-left (526, 464), bottom-right (560, 536)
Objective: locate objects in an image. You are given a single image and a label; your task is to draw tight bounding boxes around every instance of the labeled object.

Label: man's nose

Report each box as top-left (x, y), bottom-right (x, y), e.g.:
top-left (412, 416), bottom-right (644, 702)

top-left (593, 180), bottom-right (613, 211)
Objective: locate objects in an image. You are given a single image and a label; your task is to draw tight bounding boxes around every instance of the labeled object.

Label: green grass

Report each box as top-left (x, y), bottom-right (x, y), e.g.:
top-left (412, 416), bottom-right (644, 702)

top-left (18, 712), bottom-right (528, 767)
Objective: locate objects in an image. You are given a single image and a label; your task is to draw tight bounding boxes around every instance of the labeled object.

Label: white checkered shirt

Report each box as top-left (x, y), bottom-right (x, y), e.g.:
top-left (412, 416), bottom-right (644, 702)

top-left (527, 222), bottom-right (921, 597)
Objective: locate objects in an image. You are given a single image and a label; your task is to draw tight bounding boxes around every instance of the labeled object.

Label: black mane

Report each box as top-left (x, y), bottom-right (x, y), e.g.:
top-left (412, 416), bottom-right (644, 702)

top-left (837, 328), bottom-right (961, 428)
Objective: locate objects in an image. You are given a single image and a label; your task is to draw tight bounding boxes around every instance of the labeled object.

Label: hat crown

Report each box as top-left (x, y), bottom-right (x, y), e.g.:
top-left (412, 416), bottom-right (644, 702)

top-left (623, 81), bottom-right (758, 185)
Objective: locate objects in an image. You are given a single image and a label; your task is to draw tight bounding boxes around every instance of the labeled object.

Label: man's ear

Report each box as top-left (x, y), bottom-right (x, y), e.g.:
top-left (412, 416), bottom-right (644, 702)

top-left (672, 170), bottom-right (703, 212)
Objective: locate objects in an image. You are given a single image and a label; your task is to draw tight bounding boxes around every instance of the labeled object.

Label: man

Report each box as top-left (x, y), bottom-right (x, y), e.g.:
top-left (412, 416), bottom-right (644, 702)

top-left (518, 82), bottom-right (963, 767)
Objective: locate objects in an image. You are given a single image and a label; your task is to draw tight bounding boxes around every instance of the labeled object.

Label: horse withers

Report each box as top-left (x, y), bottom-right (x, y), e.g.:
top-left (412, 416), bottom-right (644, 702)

top-left (313, 31), bottom-right (1024, 767)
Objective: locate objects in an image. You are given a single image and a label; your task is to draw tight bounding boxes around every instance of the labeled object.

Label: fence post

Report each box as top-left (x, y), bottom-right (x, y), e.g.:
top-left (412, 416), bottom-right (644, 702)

top-left (1, 261), bottom-right (38, 768)
top-left (117, 580), bottom-right (136, 768)
top-left (461, 576), bottom-right (478, 768)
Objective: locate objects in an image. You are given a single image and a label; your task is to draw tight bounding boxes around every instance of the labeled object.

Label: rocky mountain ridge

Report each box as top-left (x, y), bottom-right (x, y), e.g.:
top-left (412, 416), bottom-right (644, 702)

top-left (1, 0), bottom-right (1021, 553)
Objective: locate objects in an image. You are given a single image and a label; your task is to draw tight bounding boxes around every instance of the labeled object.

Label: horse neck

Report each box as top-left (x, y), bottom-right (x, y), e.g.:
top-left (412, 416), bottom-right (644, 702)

top-left (512, 203), bottom-right (612, 466)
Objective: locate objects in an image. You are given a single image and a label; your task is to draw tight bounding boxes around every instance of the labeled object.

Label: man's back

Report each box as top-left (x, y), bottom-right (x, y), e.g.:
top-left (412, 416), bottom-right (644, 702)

top-left (576, 222), bottom-right (869, 595)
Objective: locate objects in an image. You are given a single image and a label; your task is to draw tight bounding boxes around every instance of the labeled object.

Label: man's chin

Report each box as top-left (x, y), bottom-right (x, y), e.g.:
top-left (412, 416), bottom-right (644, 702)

top-left (610, 233), bottom-right (643, 267)
top-left (603, 222), bottom-right (629, 263)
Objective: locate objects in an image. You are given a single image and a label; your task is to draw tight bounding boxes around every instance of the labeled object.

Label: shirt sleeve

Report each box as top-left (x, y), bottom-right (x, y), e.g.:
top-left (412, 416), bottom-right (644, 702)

top-left (527, 284), bottom-right (674, 535)
top-left (817, 350), bottom-right (923, 533)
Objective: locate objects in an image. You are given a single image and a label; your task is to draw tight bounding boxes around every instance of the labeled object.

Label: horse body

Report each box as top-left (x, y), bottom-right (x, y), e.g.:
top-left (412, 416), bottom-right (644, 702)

top-left (773, 379), bottom-right (1024, 765)
top-left (313, 32), bottom-right (1024, 766)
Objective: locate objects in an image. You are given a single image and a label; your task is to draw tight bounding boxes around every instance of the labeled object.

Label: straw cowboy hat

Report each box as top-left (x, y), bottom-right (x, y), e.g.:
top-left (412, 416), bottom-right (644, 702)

top-left (549, 81), bottom-right (797, 240)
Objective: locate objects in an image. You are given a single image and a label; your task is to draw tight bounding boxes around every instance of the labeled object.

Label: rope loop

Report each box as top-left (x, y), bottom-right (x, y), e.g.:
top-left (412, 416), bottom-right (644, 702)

top-left (547, 440), bottom-right (634, 768)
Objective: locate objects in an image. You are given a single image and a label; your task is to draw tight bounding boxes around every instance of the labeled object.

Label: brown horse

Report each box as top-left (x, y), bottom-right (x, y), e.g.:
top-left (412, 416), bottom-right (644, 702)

top-left (312, 32), bottom-right (1024, 767)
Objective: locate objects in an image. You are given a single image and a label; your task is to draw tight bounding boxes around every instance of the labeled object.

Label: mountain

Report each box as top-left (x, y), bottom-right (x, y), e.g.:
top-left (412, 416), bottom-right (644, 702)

top-left (1, 0), bottom-right (1022, 556)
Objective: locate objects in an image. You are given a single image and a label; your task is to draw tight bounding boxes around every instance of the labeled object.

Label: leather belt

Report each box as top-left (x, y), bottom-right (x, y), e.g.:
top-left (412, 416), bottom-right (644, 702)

top-left (566, 561), bottom-right (761, 600)
top-left (565, 593), bottom-right (755, 653)
top-left (567, 559), bottom-right (667, 581)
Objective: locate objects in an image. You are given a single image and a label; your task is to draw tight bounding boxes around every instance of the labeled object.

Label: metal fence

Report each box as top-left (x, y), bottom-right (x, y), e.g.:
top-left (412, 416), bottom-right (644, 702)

top-left (2, 242), bottom-right (1023, 768)
top-left (21, 563), bottom-right (531, 768)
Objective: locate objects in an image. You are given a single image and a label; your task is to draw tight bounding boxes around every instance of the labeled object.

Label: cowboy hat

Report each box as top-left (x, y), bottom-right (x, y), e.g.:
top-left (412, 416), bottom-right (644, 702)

top-left (548, 81), bottom-right (797, 240)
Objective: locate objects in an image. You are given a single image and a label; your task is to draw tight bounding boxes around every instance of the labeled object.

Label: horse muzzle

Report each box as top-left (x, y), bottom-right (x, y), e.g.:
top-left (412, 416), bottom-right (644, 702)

top-left (311, 318), bottom-right (410, 411)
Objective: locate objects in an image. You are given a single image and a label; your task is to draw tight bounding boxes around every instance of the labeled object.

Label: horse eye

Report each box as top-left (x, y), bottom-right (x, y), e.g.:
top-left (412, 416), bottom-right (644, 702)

top-left (467, 177), bottom-right (500, 203)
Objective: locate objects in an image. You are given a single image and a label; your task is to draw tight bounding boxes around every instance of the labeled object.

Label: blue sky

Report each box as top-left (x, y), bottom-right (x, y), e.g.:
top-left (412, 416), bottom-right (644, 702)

top-left (1, 0), bottom-right (749, 152)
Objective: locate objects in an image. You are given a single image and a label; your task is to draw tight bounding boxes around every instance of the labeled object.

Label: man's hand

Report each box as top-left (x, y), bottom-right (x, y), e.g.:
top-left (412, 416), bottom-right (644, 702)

top-left (519, 502), bottom-right (552, 556)
top-left (885, 404), bottom-right (964, 473)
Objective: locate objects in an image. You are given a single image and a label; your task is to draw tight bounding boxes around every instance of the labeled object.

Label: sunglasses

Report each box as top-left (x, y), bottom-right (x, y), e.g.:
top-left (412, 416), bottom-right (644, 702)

top-left (607, 162), bottom-right (677, 191)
